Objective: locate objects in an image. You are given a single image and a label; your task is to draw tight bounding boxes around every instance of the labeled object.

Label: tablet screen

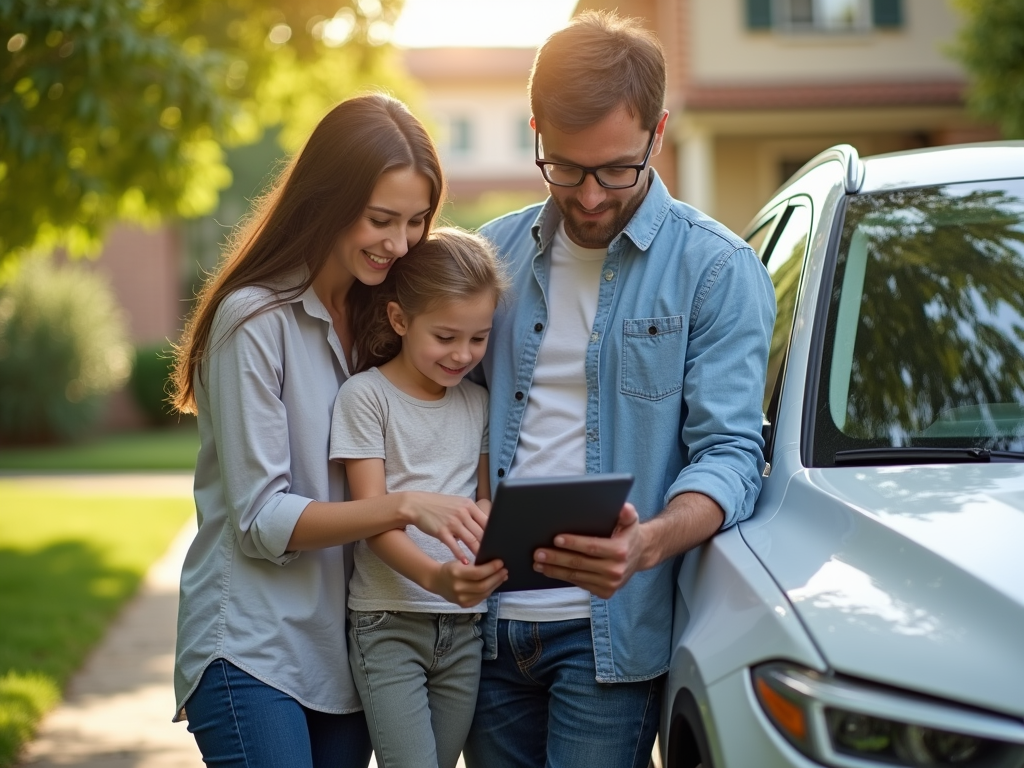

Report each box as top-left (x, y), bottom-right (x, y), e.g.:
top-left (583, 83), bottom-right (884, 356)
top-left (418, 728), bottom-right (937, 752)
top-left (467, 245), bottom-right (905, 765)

top-left (476, 473), bottom-right (634, 592)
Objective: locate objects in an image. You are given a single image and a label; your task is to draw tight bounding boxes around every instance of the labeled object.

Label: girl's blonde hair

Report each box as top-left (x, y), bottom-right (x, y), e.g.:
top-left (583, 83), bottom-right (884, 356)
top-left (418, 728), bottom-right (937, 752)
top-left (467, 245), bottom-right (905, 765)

top-left (351, 227), bottom-right (511, 372)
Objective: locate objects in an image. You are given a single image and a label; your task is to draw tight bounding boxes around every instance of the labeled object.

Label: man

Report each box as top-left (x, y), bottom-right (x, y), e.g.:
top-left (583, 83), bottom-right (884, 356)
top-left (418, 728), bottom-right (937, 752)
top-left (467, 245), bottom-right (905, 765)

top-left (465, 10), bottom-right (776, 768)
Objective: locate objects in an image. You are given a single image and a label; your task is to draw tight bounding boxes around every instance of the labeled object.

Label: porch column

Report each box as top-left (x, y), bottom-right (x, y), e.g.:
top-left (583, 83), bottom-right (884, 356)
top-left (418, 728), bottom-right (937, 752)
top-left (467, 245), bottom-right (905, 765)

top-left (677, 121), bottom-right (715, 215)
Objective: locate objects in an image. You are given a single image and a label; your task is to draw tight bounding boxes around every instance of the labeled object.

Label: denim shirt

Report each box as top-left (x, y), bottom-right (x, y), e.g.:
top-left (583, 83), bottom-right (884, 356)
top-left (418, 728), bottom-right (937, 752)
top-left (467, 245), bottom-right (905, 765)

top-left (477, 172), bottom-right (776, 682)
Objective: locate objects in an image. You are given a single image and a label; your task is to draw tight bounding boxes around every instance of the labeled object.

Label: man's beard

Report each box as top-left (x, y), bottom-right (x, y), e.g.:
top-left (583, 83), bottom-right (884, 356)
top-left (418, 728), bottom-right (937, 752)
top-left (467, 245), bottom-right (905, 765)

top-left (551, 181), bottom-right (648, 249)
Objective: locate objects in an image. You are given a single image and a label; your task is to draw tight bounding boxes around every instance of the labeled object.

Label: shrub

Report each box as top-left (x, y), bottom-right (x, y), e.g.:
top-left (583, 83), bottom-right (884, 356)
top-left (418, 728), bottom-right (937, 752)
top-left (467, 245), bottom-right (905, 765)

top-left (128, 342), bottom-right (177, 425)
top-left (0, 258), bottom-right (132, 443)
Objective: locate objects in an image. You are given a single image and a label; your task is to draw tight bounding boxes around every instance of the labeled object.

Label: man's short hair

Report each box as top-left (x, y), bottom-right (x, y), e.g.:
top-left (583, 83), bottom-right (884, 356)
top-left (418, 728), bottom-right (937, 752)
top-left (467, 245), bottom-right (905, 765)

top-left (529, 10), bottom-right (666, 133)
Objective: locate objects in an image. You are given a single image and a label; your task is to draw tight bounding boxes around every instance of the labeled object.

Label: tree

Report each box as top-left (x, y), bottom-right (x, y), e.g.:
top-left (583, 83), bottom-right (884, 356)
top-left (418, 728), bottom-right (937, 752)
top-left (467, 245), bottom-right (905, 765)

top-left (952, 0), bottom-right (1024, 139)
top-left (0, 0), bottom-right (410, 266)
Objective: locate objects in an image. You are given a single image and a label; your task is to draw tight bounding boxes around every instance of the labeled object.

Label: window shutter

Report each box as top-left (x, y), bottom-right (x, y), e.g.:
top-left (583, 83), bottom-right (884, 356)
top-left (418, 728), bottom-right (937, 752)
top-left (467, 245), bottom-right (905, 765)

top-left (746, 0), bottom-right (772, 29)
top-left (872, 0), bottom-right (903, 27)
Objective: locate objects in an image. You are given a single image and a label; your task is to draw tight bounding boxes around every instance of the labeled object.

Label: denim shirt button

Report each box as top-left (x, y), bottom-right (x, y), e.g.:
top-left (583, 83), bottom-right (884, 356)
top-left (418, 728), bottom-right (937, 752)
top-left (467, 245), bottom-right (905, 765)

top-left (590, 332), bottom-right (599, 343)
top-left (604, 270), bottom-right (614, 281)
top-left (514, 391), bottom-right (524, 400)
top-left (497, 468), bottom-right (505, 478)
top-left (534, 322), bottom-right (544, 332)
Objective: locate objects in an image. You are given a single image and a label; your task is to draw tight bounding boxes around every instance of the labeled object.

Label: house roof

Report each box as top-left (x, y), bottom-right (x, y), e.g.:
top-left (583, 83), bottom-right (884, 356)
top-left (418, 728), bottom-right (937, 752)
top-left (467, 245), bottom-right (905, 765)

top-left (684, 79), bottom-right (966, 111)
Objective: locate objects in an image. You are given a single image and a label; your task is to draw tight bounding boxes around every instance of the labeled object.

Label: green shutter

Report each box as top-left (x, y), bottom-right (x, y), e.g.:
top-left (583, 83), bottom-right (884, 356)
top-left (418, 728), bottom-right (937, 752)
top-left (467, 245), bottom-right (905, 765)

top-left (747, 0), bottom-right (772, 29)
top-left (872, 0), bottom-right (903, 28)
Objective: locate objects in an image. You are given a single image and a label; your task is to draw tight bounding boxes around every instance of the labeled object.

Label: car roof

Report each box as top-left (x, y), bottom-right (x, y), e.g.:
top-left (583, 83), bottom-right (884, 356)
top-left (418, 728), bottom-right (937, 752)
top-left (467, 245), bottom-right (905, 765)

top-left (745, 141), bottom-right (1024, 237)
top-left (860, 141), bottom-right (1024, 193)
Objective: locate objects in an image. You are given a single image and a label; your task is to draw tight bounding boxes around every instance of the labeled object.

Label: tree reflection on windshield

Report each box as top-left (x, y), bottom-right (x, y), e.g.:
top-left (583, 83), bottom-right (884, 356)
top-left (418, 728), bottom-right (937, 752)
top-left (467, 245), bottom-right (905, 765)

top-left (822, 182), bottom-right (1024, 452)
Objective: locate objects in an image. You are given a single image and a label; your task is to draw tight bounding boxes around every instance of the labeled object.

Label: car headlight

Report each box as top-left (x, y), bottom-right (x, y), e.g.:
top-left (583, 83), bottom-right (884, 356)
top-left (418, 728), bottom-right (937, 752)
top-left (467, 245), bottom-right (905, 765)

top-left (752, 662), bottom-right (1024, 767)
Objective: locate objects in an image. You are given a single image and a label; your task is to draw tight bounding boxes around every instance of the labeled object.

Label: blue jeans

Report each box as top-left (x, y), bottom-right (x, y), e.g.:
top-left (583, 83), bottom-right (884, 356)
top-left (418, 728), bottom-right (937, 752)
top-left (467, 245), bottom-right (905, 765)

top-left (463, 619), bottom-right (662, 768)
top-left (349, 610), bottom-right (482, 768)
top-left (185, 658), bottom-right (372, 768)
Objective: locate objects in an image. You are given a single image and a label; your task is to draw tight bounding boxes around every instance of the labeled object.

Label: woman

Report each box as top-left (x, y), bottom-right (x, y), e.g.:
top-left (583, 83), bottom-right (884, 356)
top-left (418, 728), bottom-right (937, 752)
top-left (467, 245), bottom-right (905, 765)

top-left (169, 94), bottom-right (488, 768)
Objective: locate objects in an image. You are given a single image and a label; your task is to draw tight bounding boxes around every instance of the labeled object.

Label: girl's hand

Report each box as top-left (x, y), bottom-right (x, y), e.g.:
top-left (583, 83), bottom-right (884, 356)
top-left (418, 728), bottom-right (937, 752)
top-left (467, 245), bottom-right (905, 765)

top-left (401, 492), bottom-right (489, 560)
top-left (428, 559), bottom-right (507, 608)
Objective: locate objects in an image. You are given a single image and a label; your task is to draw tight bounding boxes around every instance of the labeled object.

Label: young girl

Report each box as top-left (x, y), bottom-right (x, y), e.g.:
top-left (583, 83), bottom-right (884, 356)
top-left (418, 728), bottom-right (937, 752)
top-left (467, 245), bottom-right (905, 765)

top-left (330, 227), bottom-right (511, 768)
top-left (170, 95), bottom-right (491, 768)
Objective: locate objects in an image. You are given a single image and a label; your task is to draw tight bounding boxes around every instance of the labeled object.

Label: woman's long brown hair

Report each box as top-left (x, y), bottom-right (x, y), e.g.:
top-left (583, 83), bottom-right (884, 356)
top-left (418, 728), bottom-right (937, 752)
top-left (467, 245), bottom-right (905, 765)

top-left (171, 93), bottom-right (444, 414)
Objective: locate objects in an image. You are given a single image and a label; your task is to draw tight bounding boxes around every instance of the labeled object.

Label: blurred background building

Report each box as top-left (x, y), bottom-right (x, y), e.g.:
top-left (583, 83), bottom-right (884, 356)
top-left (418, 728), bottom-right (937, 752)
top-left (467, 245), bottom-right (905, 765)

top-left (577, 0), bottom-right (994, 233)
top-left (404, 47), bottom-right (545, 209)
top-left (83, 0), bottom-right (993, 430)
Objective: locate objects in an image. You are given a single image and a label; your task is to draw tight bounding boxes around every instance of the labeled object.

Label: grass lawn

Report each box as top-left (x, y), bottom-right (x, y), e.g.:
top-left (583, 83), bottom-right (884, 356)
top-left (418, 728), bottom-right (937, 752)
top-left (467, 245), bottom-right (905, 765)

top-left (0, 480), bottom-right (194, 767)
top-left (0, 420), bottom-right (198, 471)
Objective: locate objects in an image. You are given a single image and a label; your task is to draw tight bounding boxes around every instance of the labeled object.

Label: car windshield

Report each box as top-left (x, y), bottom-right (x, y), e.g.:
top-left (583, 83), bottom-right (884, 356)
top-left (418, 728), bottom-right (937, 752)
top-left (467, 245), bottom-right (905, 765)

top-left (813, 179), bottom-right (1024, 465)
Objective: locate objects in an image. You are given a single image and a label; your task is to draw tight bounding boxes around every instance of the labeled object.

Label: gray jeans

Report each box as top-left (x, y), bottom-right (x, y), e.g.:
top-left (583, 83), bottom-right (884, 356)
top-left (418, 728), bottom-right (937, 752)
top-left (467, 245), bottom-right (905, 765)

top-left (348, 610), bottom-right (483, 768)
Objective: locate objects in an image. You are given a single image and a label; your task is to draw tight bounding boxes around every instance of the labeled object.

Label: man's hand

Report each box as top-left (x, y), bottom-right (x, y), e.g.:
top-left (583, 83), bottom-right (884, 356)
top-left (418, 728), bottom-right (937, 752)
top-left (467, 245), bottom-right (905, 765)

top-left (532, 504), bottom-right (647, 600)
top-left (531, 492), bottom-right (726, 600)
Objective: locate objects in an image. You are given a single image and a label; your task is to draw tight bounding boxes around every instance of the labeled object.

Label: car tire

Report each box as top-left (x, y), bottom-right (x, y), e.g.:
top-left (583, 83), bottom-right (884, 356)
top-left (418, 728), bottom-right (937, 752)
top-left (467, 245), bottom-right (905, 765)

top-left (666, 688), bottom-right (715, 768)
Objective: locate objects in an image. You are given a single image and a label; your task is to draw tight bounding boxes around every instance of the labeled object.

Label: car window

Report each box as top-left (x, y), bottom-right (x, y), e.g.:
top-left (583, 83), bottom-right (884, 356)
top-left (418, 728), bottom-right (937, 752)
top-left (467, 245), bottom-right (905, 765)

top-left (761, 204), bottom-right (812, 416)
top-left (813, 180), bottom-right (1024, 464)
top-left (747, 218), bottom-right (775, 259)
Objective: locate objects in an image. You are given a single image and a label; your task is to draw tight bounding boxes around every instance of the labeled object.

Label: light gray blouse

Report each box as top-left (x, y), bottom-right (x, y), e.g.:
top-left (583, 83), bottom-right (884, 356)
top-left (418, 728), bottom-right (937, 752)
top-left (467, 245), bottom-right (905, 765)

top-left (173, 281), bottom-right (360, 720)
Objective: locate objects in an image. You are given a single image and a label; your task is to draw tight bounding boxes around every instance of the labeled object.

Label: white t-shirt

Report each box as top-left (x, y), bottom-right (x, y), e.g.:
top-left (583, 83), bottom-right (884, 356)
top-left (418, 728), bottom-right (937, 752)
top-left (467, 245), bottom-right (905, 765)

top-left (499, 222), bottom-right (607, 621)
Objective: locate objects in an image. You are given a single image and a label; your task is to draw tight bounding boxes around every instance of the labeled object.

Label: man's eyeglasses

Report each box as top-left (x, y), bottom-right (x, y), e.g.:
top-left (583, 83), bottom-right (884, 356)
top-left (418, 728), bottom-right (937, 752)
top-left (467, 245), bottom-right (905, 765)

top-left (535, 129), bottom-right (657, 189)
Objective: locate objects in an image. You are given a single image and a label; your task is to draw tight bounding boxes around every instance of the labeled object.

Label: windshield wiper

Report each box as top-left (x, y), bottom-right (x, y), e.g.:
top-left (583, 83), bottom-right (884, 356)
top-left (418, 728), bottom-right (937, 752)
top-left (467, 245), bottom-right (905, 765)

top-left (834, 447), bottom-right (1024, 466)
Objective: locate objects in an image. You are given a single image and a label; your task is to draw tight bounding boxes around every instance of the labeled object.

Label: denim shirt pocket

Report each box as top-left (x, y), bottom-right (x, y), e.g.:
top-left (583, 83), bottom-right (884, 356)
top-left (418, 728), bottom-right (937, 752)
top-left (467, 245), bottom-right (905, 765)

top-left (620, 315), bottom-right (686, 401)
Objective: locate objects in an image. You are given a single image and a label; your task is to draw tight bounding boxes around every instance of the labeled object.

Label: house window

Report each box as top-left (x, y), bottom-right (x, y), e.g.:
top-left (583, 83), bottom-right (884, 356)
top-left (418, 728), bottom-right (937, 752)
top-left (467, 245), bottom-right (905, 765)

top-left (450, 117), bottom-right (472, 154)
top-left (746, 0), bottom-right (902, 31)
top-left (781, 0), bottom-right (869, 31)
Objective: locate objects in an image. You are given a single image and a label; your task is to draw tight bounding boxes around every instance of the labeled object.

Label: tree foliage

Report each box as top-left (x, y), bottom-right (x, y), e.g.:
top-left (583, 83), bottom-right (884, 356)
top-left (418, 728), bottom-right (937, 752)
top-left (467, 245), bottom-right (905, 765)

top-left (0, 0), bottom-right (410, 266)
top-left (0, 257), bottom-right (133, 443)
top-left (952, 0), bottom-right (1024, 139)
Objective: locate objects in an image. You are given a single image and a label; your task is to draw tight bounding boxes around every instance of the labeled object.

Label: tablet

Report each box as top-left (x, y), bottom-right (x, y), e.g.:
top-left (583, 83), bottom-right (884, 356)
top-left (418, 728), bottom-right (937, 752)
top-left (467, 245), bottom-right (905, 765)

top-left (476, 473), bottom-right (635, 592)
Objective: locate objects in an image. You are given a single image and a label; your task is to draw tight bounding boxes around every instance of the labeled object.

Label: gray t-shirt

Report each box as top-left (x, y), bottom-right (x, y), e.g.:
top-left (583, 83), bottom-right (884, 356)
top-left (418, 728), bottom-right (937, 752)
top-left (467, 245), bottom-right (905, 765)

top-left (330, 367), bottom-right (489, 613)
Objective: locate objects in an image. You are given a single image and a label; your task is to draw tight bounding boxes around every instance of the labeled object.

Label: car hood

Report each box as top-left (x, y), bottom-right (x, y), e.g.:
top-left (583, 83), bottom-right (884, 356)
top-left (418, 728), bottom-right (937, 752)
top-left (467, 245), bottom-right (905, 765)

top-left (742, 463), bottom-right (1024, 717)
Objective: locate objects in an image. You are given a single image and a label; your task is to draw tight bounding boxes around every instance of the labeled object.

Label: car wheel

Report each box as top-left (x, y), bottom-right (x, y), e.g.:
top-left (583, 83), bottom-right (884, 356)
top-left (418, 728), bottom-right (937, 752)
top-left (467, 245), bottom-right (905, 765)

top-left (666, 688), bottom-right (715, 768)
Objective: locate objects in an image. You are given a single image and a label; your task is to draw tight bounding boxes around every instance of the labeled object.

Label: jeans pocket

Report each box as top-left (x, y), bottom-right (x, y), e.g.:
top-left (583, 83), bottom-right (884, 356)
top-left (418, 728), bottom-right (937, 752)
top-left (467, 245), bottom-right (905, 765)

top-left (620, 316), bottom-right (686, 401)
top-left (350, 610), bottom-right (391, 634)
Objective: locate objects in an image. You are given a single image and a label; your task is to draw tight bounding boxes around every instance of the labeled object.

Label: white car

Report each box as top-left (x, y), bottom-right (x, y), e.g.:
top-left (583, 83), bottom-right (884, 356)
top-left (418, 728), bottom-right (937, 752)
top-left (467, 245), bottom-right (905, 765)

top-left (660, 143), bottom-right (1024, 768)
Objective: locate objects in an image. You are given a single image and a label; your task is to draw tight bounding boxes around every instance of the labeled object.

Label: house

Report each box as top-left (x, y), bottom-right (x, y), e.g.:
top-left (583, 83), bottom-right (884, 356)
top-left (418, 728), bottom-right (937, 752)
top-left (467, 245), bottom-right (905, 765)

top-left (402, 46), bottom-right (548, 221)
top-left (78, 224), bottom-right (183, 430)
top-left (572, 0), bottom-right (996, 233)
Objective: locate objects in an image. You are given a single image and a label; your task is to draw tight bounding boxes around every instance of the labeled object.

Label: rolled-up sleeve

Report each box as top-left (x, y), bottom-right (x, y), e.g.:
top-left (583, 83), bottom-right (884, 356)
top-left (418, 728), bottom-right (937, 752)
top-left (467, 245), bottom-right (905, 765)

top-left (205, 297), bottom-right (312, 563)
top-left (665, 246), bottom-right (777, 529)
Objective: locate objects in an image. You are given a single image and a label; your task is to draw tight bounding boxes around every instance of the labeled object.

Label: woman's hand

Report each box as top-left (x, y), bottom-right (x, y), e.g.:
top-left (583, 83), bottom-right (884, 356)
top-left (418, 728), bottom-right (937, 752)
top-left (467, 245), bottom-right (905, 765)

top-left (427, 558), bottom-right (507, 608)
top-left (399, 492), bottom-right (489, 560)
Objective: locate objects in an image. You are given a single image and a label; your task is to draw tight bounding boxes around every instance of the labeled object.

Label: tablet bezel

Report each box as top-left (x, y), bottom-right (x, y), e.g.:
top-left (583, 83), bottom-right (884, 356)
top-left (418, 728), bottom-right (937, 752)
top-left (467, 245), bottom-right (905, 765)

top-left (475, 473), bottom-right (635, 592)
